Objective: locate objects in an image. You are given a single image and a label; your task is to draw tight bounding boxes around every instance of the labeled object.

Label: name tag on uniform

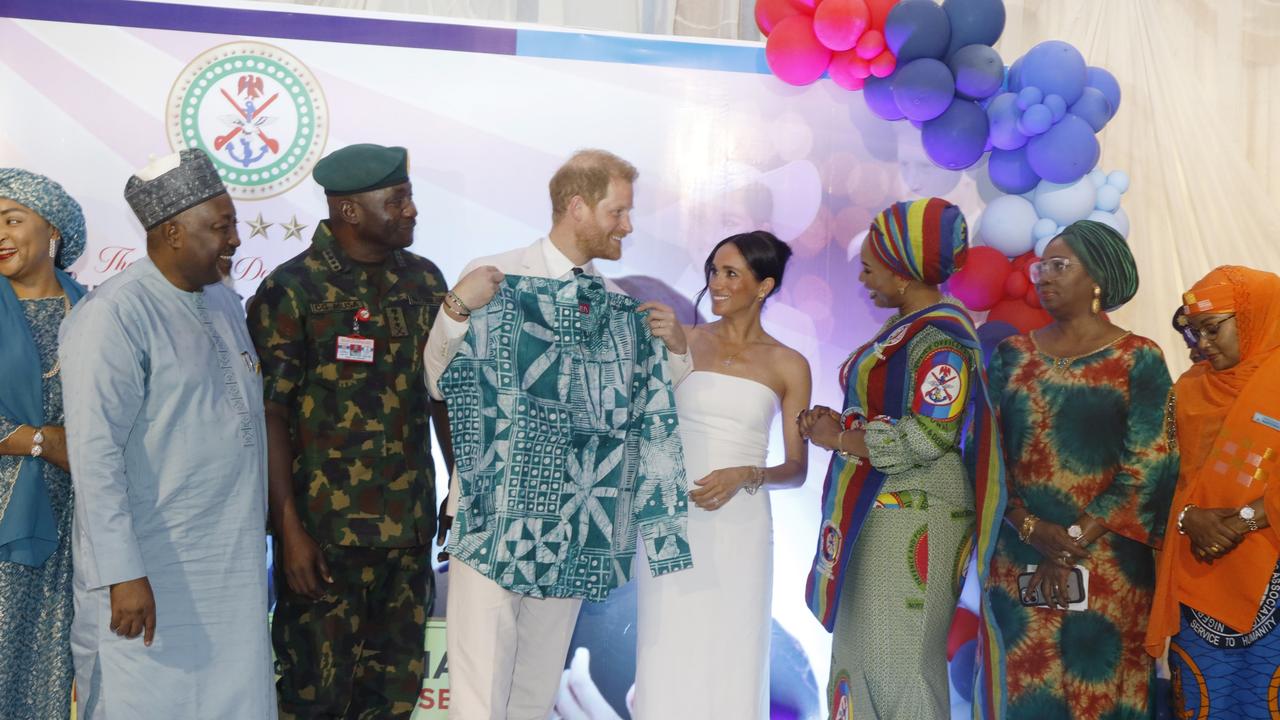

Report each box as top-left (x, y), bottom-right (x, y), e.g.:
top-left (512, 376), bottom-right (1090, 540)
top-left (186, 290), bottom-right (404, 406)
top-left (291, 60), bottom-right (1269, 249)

top-left (336, 335), bottom-right (375, 364)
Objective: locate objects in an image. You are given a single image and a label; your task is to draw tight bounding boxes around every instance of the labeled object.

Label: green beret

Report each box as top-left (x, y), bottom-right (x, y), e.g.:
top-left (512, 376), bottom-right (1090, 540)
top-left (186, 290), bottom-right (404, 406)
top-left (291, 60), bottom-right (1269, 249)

top-left (313, 143), bottom-right (409, 196)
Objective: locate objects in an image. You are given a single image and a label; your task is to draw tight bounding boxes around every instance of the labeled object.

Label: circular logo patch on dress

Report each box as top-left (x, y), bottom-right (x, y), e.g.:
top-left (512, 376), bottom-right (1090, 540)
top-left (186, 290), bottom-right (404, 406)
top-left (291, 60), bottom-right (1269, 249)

top-left (166, 41), bottom-right (329, 199)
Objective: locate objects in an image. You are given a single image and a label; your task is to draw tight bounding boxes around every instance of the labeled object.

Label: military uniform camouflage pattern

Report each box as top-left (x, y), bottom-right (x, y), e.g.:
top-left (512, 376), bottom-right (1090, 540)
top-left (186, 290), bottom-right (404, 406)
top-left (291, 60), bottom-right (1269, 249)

top-left (439, 273), bottom-right (693, 602)
top-left (248, 221), bottom-right (444, 548)
top-left (270, 544), bottom-right (431, 720)
top-left (247, 221), bottom-right (445, 719)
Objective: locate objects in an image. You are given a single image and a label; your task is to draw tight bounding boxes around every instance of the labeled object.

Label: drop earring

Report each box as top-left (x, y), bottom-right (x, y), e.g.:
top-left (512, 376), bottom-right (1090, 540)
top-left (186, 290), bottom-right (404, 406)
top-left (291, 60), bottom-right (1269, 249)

top-left (48, 238), bottom-right (58, 260)
top-left (1091, 286), bottom-right (1102, 314)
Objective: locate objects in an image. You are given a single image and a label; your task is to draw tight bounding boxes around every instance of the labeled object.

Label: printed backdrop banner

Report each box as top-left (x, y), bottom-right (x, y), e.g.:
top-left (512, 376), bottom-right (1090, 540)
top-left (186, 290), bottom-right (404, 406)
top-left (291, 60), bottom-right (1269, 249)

top-left (1, 2), bottom-right (990, 718)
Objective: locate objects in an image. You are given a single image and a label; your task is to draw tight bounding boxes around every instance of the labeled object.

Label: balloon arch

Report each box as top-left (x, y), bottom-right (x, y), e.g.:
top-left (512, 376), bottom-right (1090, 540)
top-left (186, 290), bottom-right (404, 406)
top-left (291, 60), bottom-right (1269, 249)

top-left (756, 0), bottom-right (1129, 334)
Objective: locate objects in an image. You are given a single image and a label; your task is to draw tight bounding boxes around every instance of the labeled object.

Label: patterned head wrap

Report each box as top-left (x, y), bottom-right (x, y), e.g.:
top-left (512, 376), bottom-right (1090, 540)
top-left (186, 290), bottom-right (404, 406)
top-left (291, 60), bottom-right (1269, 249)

top-left (867, 197), bottom-right (969, 286)
top-left (1181, 274), bottom-right (1236, 317)
top-left (0, 168), bottom-right (86, 269)
top-left (1057, 220), bottom-right (1138, 311)
top-left (125, 148), bottom-right (228, 231)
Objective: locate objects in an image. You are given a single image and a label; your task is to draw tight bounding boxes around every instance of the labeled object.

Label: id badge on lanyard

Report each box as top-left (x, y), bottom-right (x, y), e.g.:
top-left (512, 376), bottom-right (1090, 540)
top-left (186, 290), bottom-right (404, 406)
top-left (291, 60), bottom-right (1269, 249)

top-left (336, 307), bottom-right (375, 364)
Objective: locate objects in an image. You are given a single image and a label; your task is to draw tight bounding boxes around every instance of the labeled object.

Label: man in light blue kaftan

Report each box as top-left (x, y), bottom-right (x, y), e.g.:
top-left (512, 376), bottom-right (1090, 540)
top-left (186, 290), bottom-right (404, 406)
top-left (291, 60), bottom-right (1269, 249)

top-left (58, 149), bottom-right (275, 719)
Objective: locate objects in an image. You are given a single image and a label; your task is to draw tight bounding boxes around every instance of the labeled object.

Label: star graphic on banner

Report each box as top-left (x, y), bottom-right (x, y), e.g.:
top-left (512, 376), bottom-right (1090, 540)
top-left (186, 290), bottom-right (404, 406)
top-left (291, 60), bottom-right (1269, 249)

top-left (246, 213), bottom-right (273, 239)
top-left (281, 215), bottom-right (308, 241)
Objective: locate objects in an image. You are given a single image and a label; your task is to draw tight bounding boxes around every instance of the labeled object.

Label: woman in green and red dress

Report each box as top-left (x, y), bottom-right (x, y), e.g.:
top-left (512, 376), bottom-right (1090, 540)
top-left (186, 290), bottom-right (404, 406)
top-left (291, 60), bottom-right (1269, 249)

top-left (985, 220), bottom-right (1178, 718)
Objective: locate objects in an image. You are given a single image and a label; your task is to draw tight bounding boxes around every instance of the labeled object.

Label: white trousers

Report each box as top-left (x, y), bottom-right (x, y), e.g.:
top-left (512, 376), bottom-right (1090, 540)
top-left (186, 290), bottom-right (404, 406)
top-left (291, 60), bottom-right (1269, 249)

top-left (446, 558), bottom-right (583, 720)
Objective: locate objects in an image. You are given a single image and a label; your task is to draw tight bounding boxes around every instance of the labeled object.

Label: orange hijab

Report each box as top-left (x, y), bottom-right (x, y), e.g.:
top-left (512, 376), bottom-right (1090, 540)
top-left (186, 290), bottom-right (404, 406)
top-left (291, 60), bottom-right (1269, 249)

top-left (1147, 266), bottom-right (1280, 655)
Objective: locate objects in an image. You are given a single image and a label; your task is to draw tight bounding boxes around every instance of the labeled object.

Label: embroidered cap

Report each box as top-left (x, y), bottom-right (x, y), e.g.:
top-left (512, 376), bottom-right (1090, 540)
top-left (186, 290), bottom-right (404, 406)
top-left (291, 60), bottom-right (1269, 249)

top-left (124, 149), bottom-right (228, 231)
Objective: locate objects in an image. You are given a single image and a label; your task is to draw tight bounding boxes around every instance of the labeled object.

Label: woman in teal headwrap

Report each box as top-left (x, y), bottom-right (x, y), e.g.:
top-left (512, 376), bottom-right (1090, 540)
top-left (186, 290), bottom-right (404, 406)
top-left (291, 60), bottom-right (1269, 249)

top-left (798, 198), bottom-right (1007, 720)
top-left (0, 168), bottom-right (87, 718)
top-left (984, 220), bottom-right (1177, 719)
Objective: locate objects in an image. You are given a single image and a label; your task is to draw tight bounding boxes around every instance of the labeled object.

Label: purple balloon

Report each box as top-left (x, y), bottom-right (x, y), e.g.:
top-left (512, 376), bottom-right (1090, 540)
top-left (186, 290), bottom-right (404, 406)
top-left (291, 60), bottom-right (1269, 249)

top-left (1007, 56), bottom-right (1024, 90)
top-left (1017, 103), bottom-right (1053, 136)
top-left (1018, 40), bottom-right (1088, 106)
top-left (949, 44), bottom-right (1004, 100)
top-left (1015, 86), bottom-right (1043, 111)
top-left (942, 0), bottom-right (1006, 58)
top-left (1086, 66), bottom-right (1122, 113)
top-left (891, 58), bottom-right (956, 122)
top-left (863, 75), bottom-right (906, 121)
top-left (922, 98), bottom-right (989, 169)
top-left (1026, 114), bottom-right (1101, 184)
top-left (1069, 86), bottom-right (1113, 132)
top-left (1044, 94), bottom-right (1067, 121)
top-left (884, 0), bottom-right (952, 64)
top-left (986, 92), bottom-right (1026, 151)
top-left (988, 146), bottom-right (1041, 194)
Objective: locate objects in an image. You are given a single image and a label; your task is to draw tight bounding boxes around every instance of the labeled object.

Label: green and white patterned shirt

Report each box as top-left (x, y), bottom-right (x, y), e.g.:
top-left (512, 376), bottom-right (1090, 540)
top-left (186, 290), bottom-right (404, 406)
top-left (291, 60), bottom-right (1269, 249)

top-left (440, 274), bottom-right (693, 600)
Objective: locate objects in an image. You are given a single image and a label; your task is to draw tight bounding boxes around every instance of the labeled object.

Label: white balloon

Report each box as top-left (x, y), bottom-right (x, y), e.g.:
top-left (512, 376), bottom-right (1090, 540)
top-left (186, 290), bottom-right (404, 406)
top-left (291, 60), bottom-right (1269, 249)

top-left (978, 195), bottom-right (1039, 257)
top-left (1033, 178), bottom-right (1098, 226)
top-left (1033, 217), bottom-right (1058, 241)
top-left (1035, 237), bottom-right (1053, 257)
top-left (1087, 168), bottom-right (1107, 188)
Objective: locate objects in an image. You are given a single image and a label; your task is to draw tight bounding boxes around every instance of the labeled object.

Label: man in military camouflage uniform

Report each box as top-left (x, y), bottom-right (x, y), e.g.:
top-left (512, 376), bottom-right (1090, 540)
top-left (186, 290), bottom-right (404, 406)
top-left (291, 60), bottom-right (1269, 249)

top-left (247, 143), bottom-right (449, 719)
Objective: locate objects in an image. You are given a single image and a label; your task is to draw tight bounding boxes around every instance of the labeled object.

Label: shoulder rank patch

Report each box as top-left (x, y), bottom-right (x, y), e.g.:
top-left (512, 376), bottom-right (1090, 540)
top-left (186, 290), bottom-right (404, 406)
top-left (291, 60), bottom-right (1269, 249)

top-left (912, 348), bottom-right (968, 421)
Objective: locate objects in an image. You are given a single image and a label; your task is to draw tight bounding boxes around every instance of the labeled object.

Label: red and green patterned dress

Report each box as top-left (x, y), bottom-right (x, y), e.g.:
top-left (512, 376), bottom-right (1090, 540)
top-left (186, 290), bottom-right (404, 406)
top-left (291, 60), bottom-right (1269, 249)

top-left (985, 333), bottom-right (1178, 719)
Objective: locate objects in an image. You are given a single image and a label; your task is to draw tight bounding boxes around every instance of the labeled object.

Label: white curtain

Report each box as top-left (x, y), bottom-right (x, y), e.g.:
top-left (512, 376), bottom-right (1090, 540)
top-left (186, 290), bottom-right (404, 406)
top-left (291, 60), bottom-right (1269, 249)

top-left (193, 0), bottom-right (1280, 371)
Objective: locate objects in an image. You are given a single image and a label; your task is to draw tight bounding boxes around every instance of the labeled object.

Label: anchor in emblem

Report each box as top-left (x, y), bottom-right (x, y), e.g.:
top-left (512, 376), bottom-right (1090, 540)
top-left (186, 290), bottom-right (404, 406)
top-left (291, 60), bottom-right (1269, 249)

top-left (213, 76), bottom-right (281, 167)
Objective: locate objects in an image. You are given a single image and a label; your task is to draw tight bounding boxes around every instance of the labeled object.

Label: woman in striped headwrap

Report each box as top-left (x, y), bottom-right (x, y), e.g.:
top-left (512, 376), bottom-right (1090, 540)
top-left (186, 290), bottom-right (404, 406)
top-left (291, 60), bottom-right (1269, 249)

top-left (984, 220), bottom-right (1178, 719)
top-left (798, 197), bottom-right (1007, 720)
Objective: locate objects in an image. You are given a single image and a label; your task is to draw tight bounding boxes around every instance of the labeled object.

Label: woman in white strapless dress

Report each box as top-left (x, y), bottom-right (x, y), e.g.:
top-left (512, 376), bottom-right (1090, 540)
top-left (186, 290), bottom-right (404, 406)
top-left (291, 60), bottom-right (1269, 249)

top-left (634, 231), bottom-right (812, 720)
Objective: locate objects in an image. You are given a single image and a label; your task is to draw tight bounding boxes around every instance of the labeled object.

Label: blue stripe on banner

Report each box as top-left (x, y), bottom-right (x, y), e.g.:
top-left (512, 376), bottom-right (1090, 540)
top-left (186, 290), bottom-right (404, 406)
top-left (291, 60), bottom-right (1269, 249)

top-left (515, 29), bottom-right (769, 75)
top-left (0, 0), bottom-right (772, 75)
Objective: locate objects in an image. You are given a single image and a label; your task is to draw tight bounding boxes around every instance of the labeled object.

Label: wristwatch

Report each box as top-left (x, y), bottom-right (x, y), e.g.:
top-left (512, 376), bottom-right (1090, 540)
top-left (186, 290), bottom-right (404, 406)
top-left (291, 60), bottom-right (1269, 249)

top-left (30, 428), bottom-right (44, 458)
top-left (1240, 505), bottom-right (1259, 533)
top-left (1067, 524), bottom-right (1084, 543)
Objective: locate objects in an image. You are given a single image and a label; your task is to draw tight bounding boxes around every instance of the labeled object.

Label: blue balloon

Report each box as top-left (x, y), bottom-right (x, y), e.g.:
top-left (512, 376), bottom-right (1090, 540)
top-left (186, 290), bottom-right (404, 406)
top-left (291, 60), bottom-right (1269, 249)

top-left (1018, 103), bottom-right (1053, 136)
top-left (1044, 93), bottom-right (1067, 122)
top-left (1095, 184), bottom-right (1121, 212)
top-left (987, 146), bottom-right (1041, 194)
top-left (891, 58), bottom-right (956, 122)
top-left (1068, 86), bottom-right (1113, 132)
top-left (1018, 40), bottom-right (1088, 106)
top-left (884, 0), bottom-right (952, 64)
top-left (942, 0), bottom-right (1006, 58)
top-left (863, 75), bottom-right (906, 121)
top-left (1033, 217), bottom-right (1058, 241)
top-left (986, 92), bottom-right (1026, 151)
top-left (976, 322), bottom-right (1018, 366)
top-left (1026, 114), bottom-right (1100, 184)
top-left (1086, 66), bottom-right (1122, 114)
top-left (1107, 170), bottom-right (1131, 193)
top-left (922, 98), bottom-right (989, 170)
top-left (1087, 168), bottom-right (1107, 188)
top-left (1015, 86), bottom-right (1043, 111)
top-left (949, 44), bottom-right (1004, 100)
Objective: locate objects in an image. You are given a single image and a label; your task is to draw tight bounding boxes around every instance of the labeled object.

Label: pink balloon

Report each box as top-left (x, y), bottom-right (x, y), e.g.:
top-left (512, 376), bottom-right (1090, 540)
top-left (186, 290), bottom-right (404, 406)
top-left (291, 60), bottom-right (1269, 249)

top-left (869, 49), bottom-right (897, 78)
top-left (766, 15), bottom-right (834, 86)
top-left (813, 0), bottom-right (871, 51)
top-left (828, 49), bottom-right (869, 90)
top-left (755, 0), bottom-right (812, 36)
top-left (855, 28), bottom-right (886, 59)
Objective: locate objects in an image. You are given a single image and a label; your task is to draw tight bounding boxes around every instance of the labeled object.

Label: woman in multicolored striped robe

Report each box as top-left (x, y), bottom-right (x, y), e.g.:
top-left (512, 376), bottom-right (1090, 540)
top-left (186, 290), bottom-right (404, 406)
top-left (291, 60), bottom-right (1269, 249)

top-left (799, 198), bottom-right (1006, 720)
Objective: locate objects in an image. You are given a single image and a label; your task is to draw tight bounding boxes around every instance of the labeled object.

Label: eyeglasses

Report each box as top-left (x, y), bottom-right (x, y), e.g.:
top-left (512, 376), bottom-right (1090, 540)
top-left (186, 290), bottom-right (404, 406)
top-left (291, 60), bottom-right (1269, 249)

top-left (1028, 258), bottom-right (1075, 284)
top-left (1192, 315), bottom-right (1235, 344)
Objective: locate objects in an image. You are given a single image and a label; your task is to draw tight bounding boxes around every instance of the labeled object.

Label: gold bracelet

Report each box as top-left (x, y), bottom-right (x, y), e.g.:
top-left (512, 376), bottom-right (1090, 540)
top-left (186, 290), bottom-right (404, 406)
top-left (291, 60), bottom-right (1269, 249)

top-left (1018, 513), bottom-right (1039, 543)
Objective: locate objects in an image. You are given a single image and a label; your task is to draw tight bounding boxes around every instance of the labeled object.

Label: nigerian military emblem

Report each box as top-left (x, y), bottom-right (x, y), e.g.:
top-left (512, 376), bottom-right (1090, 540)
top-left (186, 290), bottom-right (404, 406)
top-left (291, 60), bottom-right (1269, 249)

top-left (167, 42), bottom-right (328, 199)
